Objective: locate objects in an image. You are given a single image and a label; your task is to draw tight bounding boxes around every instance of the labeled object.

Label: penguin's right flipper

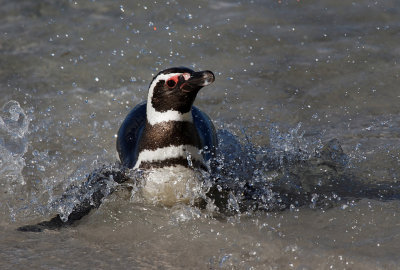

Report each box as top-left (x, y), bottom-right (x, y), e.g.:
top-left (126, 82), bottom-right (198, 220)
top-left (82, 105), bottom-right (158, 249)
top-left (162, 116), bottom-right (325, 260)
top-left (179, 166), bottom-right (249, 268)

top-left (17, 163), bottom-right (131, 232)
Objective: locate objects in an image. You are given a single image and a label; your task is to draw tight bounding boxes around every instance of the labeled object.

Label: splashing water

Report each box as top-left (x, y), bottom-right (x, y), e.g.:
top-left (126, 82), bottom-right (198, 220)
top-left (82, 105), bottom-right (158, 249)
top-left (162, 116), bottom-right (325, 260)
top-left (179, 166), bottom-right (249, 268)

top-left (0, 100), bottom-right (30, 191)
top-left (7, 98), bottom-right (399, 228)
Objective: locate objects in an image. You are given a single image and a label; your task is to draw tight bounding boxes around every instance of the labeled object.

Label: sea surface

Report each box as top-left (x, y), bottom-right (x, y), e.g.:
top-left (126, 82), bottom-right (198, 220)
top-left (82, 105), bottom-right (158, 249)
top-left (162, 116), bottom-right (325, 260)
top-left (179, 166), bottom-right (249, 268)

top-left (1, 0), bottom-right (400, 269)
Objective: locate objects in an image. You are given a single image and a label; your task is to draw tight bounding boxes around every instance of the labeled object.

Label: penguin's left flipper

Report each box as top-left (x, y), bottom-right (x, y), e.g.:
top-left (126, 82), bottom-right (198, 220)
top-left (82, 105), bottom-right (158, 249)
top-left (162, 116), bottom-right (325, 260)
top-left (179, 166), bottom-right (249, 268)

top-left (17, 163), bottom-right (130, 232)
top-left (17, 194), bottom-right (99, 232)
top-left (17, 216), bottom-right (65, 232)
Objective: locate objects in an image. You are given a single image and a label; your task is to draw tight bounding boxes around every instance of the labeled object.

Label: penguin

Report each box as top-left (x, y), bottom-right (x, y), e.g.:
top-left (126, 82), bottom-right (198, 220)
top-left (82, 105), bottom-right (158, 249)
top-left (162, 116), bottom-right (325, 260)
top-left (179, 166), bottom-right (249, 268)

top-left (116, 67), bottom-right (217, 205)
top-left (17, 67), bottom-right (218, 232)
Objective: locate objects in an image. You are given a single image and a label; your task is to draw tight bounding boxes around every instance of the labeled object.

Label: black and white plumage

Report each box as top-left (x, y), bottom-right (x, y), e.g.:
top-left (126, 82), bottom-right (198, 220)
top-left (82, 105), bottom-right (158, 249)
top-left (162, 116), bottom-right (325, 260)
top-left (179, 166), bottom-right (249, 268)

top-left (117, 67), bottom-right (217, 204)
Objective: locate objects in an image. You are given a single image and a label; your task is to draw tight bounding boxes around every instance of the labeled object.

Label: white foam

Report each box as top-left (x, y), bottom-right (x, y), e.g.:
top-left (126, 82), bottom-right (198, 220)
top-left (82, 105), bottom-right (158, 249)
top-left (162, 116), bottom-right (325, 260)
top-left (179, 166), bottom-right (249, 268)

top-left (139, 165), bottom-right (203, 206)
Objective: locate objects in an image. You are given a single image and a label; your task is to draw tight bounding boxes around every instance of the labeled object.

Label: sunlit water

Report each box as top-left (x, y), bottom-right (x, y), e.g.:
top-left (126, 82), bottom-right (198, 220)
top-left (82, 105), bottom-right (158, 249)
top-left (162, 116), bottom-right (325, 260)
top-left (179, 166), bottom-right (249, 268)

top-left (1, 0), bottom-right (400, 269)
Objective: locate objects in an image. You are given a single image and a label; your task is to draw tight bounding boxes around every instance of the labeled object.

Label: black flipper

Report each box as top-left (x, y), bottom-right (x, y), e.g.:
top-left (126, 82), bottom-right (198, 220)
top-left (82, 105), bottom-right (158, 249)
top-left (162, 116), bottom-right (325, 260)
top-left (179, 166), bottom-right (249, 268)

top-left (192, 106), bottom-right (218, 162)
top-left (17, 163), bottom-right (130, 232)
top-left (116, 102), bottom-right (147, 168)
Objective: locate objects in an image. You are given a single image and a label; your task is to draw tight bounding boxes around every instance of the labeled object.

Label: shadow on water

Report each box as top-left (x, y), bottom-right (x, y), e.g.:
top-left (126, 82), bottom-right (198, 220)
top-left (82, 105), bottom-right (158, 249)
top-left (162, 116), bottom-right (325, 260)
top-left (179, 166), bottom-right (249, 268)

top-left (3, 99), bottom-right (398, 232)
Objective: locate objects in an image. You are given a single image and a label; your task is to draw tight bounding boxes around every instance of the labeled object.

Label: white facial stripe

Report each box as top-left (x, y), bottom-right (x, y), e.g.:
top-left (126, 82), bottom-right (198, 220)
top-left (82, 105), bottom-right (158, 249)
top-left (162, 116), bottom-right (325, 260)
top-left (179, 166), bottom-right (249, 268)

top-left (146, 73), bottom-right (193, 125)
top-left (134, 145), bottom-right (203, 169)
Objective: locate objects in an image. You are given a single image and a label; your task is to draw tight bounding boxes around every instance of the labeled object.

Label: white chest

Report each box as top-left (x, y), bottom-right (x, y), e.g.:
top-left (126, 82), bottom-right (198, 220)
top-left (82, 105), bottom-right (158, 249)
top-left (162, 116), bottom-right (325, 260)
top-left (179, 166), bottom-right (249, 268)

top-left (139, 165), bottom-right (203, 206)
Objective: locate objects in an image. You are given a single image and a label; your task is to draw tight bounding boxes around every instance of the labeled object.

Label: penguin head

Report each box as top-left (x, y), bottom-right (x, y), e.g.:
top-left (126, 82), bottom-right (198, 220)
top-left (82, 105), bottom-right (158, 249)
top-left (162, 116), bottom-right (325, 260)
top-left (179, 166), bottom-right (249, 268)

top-left (147, 67), bottom-right (215, 114)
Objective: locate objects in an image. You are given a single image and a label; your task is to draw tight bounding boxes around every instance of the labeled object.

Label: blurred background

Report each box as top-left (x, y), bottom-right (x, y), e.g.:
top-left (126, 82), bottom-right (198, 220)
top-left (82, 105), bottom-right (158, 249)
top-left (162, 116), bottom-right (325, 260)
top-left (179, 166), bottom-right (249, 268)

top-left (1, 0), bottom-right (399, 269)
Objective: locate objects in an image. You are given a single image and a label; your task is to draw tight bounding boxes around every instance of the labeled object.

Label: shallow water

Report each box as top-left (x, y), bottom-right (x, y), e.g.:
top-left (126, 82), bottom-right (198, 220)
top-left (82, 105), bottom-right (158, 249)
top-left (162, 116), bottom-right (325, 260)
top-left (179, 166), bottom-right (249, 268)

top-left (1, 0), bottom-right (400, 269)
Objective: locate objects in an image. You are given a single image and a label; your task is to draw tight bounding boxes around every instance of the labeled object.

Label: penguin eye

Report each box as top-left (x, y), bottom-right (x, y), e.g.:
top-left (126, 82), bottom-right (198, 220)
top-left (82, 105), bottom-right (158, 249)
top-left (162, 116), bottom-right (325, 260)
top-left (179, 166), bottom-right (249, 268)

top-left (166, 79), bottom-right (176, 88)
top-left (165, 75), bottom-right (179, 88)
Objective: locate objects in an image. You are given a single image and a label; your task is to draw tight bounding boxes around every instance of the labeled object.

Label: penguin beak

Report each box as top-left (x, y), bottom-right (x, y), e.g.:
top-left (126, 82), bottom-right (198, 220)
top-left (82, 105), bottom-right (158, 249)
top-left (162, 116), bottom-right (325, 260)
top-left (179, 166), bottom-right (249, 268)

top-left (181, 70), bottom-right (215, 92)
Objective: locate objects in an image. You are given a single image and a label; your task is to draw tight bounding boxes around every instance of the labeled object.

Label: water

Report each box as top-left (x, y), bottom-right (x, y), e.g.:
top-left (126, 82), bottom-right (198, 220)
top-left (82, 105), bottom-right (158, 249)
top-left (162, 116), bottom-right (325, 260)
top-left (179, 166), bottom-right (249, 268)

top-left (1, 0), bottom-right (400, 269)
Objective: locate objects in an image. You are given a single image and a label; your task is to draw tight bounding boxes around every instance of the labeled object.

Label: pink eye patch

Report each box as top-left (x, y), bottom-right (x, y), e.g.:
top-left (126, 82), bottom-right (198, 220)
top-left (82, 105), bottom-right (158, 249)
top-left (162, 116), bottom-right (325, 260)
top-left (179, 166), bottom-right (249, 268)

top-left (166, 75), bottom-right (179, 88)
